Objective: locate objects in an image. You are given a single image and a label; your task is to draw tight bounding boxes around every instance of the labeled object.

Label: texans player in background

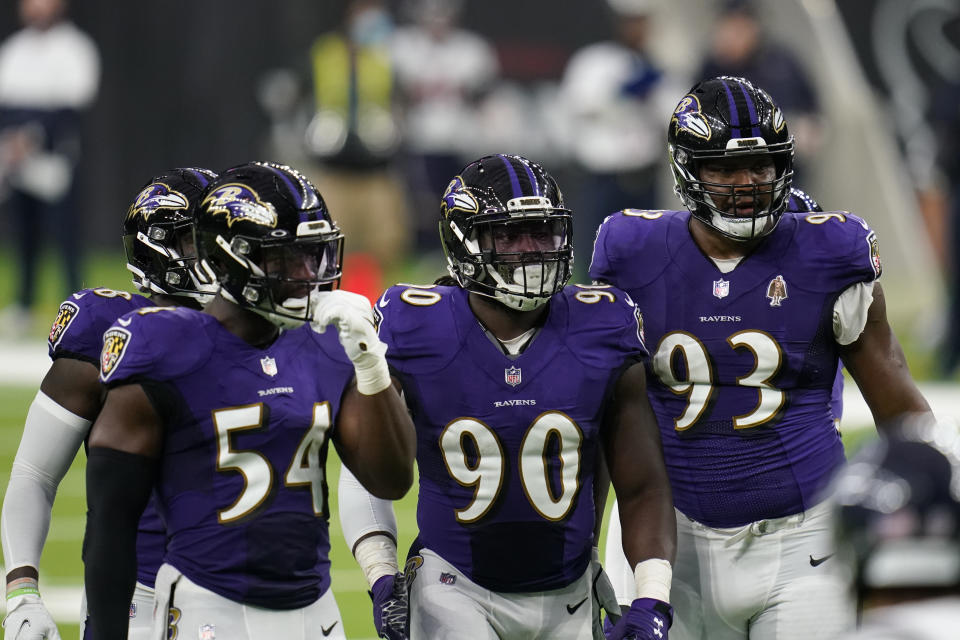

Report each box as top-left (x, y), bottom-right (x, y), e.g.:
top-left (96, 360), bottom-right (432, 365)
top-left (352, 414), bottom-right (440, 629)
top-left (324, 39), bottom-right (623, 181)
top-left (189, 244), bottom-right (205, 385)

top-left (0, 167), bottom-right (217, 640)
top-left (831, 416), bottom-right (960, 639)
top-left (81, 162), bottom-right (416, 640)
top-left (341, 154), bottom-right (676, 640)
top-left (591, 76), bottom-right (932, 639)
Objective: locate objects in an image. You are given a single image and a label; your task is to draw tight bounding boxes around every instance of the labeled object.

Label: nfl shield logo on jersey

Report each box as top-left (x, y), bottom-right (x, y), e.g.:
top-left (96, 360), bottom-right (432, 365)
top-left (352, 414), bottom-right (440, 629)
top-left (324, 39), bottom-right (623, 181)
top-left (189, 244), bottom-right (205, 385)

top-left (505, 366), bottom-right (522, 387)
top-left (260, 356), bottom-right (278, 376)
top-left (713, 278), bottom-right (730, 299)
top-left (199, 624), bottom-right (216, 640)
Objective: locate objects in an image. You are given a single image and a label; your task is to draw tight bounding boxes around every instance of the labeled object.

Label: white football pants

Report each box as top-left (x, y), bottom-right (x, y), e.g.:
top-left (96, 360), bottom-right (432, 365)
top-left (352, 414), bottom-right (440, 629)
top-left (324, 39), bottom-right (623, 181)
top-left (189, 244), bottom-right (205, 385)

top-left (408, 547), bottom-right (596, 639)
top-left (605, 500), bottom-right (855, 639)
top-left (150, 563), bottom-right (346, 640)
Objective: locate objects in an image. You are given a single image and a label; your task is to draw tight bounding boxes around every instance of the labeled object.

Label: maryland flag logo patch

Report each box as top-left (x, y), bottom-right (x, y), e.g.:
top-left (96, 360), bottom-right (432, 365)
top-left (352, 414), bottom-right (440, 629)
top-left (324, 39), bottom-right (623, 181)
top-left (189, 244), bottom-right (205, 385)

top-left (866, 231), bottom-right (882, 278)
top-left (100, 327), bottom-right (132, 381)
top-left (48, 301), bottom-right (79, 349)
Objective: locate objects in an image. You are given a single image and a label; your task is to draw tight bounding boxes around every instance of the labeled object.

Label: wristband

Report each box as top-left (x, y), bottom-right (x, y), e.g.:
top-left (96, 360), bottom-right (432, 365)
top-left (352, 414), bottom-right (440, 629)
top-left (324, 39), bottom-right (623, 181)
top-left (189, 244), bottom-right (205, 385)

top-left (6, 576), bottom-right (39, 600)
top-left (634, 558), bottom-right (672, 604)
top-left (6, 586), bottom-right (40, 599)
top-left (354, 354), bottom-right (392, 396)
top-left (355, 534), bottom-right (399, 588)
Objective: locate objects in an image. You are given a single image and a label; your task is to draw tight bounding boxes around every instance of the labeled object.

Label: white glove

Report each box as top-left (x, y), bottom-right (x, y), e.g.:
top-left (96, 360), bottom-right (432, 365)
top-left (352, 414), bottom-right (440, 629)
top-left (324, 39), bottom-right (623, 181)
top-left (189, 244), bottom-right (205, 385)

top-left (3, 594), bottom-right (61, 640)
top-left (312, 290), bottom-right (391, 395)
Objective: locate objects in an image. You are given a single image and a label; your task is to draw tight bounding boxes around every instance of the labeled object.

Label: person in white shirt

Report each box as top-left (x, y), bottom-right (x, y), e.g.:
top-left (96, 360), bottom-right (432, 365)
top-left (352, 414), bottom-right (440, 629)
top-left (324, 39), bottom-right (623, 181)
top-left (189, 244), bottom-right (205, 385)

top-left (390, 0), bottom-right (500, 258)
top-left (0, 0), bottom-right (100, 335)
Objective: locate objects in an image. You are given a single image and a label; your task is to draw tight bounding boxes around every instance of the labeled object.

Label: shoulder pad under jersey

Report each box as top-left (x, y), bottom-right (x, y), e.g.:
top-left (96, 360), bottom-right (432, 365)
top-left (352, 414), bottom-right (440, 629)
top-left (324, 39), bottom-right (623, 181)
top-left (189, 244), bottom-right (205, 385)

top-left (99, 306), bottom-right (213, 385)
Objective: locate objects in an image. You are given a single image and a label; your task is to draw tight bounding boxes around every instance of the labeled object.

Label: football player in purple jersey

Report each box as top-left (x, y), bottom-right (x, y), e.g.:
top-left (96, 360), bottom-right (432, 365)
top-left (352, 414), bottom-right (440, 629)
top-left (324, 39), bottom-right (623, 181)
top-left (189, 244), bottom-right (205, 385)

top-left (592, 76), bottom-right (932, 639)
top-left (81, 162), bottom-right (416, 640)
top-left (341, 154), bottom-right (676, 640)
top-left (0, 167), bottom-right (217, 640)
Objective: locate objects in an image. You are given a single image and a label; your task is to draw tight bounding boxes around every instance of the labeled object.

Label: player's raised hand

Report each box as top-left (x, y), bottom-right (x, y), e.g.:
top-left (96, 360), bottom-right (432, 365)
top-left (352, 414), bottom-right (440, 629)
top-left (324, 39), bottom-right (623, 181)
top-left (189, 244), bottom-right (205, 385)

top-left (370, 573), bottom-right (408, 640)
top-left (604, 598), bottom-right (672, 640)
top-left (312, 290), bottom-right (391, 395)
top-left (2, 593), bottom-right (61, 640)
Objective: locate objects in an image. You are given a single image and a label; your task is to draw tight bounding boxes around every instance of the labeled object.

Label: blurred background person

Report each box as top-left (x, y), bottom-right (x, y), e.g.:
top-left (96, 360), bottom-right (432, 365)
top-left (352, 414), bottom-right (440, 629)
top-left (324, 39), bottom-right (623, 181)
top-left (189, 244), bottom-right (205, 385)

top-left (0, 0), bottom-right (99, 337)
top-left (304, 0), bottom-right (410, 301)
top-left (558, 0), bottom-right (684, 282)
top-left (697, 0), bottom-right (821, 182)
top-left (831, 417), bottom-right (960, 638)
top-left (929, 77), bottom-right (960, 379)
top-left (390, 0), bottom-right (500, 270)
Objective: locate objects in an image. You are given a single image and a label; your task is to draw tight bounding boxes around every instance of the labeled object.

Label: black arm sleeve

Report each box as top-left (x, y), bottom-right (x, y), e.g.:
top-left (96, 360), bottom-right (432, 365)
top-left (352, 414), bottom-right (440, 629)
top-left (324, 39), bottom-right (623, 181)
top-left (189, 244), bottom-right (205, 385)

top-left (82, 447), bottom-right (159, 640)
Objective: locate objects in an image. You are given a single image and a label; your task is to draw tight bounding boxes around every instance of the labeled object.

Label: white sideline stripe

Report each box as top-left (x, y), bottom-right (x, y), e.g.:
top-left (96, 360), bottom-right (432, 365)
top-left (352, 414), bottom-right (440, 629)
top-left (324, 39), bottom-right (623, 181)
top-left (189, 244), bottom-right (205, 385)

top-left (841, 380), bottom-right (960, 428)
top-left (0, 340), bottom-right (51, 386)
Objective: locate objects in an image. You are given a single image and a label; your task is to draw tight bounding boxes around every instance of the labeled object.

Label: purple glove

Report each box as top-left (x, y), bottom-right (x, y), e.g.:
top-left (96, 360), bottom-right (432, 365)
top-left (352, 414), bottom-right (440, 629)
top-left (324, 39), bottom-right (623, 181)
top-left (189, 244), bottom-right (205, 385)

top-left (603, 605), bottom-right (629, 636)
top-left (370, 573), bottom-right (408, 640)
top-left (604, 598), bottom-right (672, 640)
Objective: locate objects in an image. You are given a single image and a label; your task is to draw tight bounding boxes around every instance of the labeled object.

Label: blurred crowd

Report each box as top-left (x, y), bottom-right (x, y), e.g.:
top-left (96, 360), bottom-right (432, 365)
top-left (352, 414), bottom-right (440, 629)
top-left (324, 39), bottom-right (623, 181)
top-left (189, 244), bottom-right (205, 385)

top-left (256, 0), bottom-right (830, 292)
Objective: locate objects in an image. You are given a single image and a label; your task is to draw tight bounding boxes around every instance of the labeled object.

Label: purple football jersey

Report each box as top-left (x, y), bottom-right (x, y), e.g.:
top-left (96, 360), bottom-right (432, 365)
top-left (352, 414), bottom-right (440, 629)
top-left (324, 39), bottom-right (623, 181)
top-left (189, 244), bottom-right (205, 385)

top-left (590, 209), bottom-right (881, 528)
top-left (784, 189), bottom-right (845, 421)
top-left (46, 287), bottom-right (166, 587)
top-left (377, 284), bottom-right (646, 592)
top-left (100, 307), bottom-right (355, 608)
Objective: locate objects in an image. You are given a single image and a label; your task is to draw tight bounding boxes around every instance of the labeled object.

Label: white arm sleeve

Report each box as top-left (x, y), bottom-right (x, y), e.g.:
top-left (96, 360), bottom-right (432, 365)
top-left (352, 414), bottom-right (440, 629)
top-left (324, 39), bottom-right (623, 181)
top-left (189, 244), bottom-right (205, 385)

top-left (338, 463), bottom-right (399, 551)
top-left (1, 391), bottom-right (90, 574)
top-left (338, 464), bottom-right (401, 587)
top-left (603, 499), bottom-right (638, 606)
top-left (833, 281), bottom-right (875, 346)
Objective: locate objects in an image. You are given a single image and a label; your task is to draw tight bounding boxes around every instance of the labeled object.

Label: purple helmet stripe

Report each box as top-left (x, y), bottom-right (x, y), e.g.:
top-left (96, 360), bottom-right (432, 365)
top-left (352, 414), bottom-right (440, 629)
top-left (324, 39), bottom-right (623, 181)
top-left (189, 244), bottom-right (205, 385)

top-left (736, 82), bottom-right (762, 138)
top-left (264, 164), bottom-right (305, 211)
top-left (520, 160), bottom-right (540, 196)
top-left (186, 168), bottom-right (214, 187)
top-left (721, 80), bottom-right (742, 138)
top-left (498, 154), bottom-right (523, 198)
